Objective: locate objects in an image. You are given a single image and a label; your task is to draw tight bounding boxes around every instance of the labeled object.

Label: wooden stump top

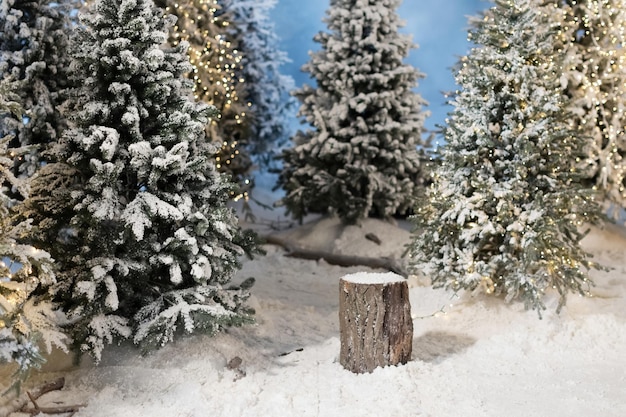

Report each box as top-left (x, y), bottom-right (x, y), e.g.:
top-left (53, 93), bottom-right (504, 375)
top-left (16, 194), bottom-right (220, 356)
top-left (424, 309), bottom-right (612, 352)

top-left (341, 271), bottom-right (405, 285)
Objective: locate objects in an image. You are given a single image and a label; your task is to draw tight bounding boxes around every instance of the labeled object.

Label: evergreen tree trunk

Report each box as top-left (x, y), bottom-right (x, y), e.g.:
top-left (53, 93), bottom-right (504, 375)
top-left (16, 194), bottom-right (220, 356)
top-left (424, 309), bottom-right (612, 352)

top-left (339, 272), bottom-right (412, 373)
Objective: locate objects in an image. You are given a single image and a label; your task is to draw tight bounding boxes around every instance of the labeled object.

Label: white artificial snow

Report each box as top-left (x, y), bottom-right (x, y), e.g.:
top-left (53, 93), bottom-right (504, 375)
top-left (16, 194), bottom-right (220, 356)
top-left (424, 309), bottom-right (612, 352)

top-left (90, 127), bottom-right (120, 161)
top-left (1, 187), bottom-right (626, 416)
top-left (120, 107), bottom-right (139, 127)
top-left (121, 196), bottom-right (152, 241)
top-left (143, 48), bottom-right (165, 70)
top-left (122, 193), bottom-right (185, 240)
top-left (75, 280), bottom-right (97, 301)
top-left (169, 262), bottom-right (182, 284)
top-left (103, 276), bottom-right (119, 310)
top-left (191, 255), bottom-right (211, 281)
top-left (342, 271), bottom-right (404, 285)
top-left (18, 300), bottom-right (68, 356)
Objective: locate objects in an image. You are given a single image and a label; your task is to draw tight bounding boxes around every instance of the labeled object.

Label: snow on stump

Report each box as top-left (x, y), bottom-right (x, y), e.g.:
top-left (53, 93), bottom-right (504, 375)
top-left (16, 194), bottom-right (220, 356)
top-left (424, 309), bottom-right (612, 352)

top-left (339, 272), bottom-right (413, 373)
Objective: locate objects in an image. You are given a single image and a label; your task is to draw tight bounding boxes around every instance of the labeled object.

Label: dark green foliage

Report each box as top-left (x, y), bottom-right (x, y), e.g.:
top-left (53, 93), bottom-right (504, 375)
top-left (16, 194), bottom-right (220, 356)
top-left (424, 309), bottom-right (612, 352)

top-left (0, 0), bottom-right (73, 179)
top-left (22, 0), bottom-right (257, 361)
top-left (0, 77), bottom-right (65, 393)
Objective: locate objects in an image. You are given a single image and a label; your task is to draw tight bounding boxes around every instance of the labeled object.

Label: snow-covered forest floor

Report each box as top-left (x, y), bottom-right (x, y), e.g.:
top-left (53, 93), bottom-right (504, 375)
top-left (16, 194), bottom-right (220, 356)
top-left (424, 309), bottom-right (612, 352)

top-left (1, 178), bottom-right (626, 417)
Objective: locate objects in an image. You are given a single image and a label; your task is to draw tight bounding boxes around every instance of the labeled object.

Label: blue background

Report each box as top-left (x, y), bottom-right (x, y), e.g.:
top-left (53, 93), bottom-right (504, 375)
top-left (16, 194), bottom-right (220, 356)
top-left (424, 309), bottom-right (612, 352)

top-left (270, 0), bottom-right (488, 144)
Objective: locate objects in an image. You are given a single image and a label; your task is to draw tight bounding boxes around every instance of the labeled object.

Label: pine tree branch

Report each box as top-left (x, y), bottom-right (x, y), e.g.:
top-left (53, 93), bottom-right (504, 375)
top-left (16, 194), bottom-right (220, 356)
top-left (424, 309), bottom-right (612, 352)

top-left (262, 234), bottom-right (408, 277)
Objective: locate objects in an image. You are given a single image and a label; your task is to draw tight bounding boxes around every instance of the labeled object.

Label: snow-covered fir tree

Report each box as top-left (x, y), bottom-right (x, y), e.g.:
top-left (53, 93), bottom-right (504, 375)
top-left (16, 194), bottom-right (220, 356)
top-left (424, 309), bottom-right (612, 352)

top-left (408, 0), bottom-right (603, 315)
top-left (545, 0), bottom-right (626, 211)
top-left (23, 0), bottom-right (257, 361)
top-left (277, 0), bottom-right (429, 225)
top-left (0, 0), bottom-right (73, 180)
top-left (220, 0), bottom-right (296, 169)
top-left (0, 76), bottom-right (66, 391)
top-left (157, 0), bottom-right (253, 200)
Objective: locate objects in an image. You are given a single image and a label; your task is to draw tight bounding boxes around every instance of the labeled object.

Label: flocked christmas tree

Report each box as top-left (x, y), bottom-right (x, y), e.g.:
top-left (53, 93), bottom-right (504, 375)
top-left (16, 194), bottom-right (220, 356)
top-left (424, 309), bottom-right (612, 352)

top-left (0, 0), bottom-right (73, 180)
top-left (157, 0), bottom-right (253, 200)
top-left (220, 0), bottom-right (296, 169)
top-left (277, 0), bottom-right (429, 225)
top-left (0, 76), bottom-right (66, 392)
top-left (409, 0), bottom-right (603, 315)
top-left (545, 0), bottom-right (626, 211)
top-left (23, 0), bottom-right (257, 361)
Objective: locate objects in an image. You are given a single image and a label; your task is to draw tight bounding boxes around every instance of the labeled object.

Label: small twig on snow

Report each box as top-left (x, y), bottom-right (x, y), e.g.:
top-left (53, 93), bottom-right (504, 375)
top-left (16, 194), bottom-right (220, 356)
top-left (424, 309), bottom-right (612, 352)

top-left (13, 377), bottom-right (86, 416)
top-left (412, 305), bottom-right (447, 320)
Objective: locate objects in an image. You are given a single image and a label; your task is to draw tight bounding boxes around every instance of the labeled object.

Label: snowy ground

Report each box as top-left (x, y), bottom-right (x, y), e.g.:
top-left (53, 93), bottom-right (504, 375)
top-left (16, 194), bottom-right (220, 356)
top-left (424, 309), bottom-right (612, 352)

top-left (2, 182), bottom-right (626, 417)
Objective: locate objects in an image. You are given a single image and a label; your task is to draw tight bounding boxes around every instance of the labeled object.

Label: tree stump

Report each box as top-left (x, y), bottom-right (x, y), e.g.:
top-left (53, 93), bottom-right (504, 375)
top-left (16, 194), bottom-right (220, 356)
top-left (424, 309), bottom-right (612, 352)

top-left (339, 272), bottom-right (413, 373)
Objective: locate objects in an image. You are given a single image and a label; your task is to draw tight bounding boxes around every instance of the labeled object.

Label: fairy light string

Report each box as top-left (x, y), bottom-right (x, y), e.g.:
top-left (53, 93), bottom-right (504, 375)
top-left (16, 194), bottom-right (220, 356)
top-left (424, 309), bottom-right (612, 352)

top-left (553, 0), bottom-right (626, 206)
top-left (164, 0), bottom-right (253, 201)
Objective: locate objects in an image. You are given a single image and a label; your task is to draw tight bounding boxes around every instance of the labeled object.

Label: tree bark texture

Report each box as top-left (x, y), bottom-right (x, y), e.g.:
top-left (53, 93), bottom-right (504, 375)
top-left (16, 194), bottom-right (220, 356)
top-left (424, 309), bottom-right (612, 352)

top-left (339, 273), bottom-right (413, 373)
